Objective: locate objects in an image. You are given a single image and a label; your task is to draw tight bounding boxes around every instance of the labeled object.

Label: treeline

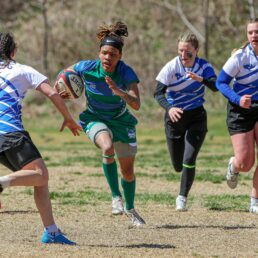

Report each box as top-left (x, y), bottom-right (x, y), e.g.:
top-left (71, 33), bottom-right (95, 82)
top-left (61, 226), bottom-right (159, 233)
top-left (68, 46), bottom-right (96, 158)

top-left (0, 0), bottom-right (257, 108)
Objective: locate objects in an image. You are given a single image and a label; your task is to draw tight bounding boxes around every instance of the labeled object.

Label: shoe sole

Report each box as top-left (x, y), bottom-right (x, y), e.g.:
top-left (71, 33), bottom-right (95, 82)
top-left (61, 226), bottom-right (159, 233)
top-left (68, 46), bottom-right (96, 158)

top-left (176, 208), bottom-right (187, 212)
top-left (226, 180), bottom-right (237, 189)
top-left (112, 210), bottom-right (124, 215)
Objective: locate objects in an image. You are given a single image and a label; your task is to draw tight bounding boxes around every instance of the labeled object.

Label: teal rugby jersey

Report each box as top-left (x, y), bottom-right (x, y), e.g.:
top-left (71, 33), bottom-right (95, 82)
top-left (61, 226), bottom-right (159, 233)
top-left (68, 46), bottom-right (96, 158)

top-left (74, 59), bottom-right (139, 120)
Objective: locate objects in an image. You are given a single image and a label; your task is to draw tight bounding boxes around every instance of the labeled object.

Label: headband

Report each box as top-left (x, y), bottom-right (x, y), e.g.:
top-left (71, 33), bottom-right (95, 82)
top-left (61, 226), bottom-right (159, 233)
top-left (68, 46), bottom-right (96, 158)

top-left (100, 36), bottom-right (123, 51)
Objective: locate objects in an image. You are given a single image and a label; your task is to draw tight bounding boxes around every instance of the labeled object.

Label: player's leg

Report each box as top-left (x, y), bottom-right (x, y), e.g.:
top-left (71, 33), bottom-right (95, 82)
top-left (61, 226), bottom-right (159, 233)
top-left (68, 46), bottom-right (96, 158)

top-left (116, 144), bottom-right (145, 227)
top-left (88, 122), bottom-right (123, 215)
top-left (164, 112), bottom-right (185, 172)
top-left (226, 102), bottom-right (255, 189)
top-left (0, 134), bottom-right (75, 244)
top-left (249, 122), bottom-right (258, 213)
top-left (227, 130), bottom-right (255, 189)
top-left (176, 130), bottom-right (206, 211)
top-left (0, 134), bottom-right (47, 189)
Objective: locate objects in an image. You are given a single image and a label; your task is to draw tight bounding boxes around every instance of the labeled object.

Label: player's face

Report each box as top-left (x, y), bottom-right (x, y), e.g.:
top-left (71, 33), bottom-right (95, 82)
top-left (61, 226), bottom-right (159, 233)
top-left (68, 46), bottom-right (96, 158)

top-left (99, 46), bottom-right (122, 73)
top-left (247, 22), bottom-right (258, 53)
top-left (178, 42), bottom-right (198, 68)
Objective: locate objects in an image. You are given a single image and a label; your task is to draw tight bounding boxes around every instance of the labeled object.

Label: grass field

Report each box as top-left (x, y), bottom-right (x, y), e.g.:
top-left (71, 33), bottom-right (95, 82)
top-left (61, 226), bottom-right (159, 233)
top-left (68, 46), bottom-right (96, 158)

top-left (0, 103), bottom-right (258, 257)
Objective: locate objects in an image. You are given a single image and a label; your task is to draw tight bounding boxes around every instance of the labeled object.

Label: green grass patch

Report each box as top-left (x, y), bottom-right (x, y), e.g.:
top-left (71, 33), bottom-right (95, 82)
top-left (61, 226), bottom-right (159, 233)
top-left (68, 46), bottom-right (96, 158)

top-left (49, 189), bottom-right (110, 205)
top-left (203, 194), bottom-right (249, 212)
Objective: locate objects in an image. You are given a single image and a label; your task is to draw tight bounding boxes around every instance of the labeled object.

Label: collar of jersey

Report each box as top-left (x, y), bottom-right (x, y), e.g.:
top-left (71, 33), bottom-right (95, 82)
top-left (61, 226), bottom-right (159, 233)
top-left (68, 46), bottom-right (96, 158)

top-left (99, 60), bottom-right (116, 77)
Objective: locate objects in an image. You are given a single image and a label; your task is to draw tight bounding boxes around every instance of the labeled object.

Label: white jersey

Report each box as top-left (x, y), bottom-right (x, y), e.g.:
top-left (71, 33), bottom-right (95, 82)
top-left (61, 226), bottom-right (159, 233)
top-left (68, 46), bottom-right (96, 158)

top-left (0, 62), bottom-right (47, 134)
top-left (156, 56), bottom-right (216, 110)
top-left (221, 44), bottom-right (258, 100)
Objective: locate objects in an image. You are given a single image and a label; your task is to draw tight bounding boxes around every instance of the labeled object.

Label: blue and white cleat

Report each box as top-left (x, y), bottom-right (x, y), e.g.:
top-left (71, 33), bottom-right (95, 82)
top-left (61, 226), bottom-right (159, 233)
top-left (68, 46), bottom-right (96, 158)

top-left (41, 230), bottom-right (76, 245)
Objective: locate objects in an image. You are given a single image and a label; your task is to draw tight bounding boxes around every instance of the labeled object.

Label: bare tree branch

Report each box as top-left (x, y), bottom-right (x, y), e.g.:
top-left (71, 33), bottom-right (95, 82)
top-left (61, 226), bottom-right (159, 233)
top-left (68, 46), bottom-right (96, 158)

top-left (151, 0), bottom-right (205, 43)
top-left (248, 0), bottom-right (256, 19)
top-left (42, 0), bottom-right (49, 76)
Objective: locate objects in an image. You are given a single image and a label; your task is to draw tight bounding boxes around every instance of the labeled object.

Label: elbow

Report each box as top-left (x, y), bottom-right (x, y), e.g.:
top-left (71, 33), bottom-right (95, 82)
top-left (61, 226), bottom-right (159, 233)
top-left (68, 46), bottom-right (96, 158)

top-left (48, 91), bottom-right (60, 99)
top-left (134, 102), bottom-right (141, 111)
top-left (215, 81), bottom-right (221, 91)
top-left (131, 100), bottom-right (141, 111)
top-left (211, 86), bottom-right (219, 92)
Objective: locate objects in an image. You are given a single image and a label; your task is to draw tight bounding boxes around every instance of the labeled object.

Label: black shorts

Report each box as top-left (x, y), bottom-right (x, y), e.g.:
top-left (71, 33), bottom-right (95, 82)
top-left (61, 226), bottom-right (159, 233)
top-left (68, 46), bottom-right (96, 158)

top-left (164, 105), bottom-right (207, 138)
top-left (227, 101), bottom-right (258, 136)
top-left (0, 131), bottom-right (42, 171)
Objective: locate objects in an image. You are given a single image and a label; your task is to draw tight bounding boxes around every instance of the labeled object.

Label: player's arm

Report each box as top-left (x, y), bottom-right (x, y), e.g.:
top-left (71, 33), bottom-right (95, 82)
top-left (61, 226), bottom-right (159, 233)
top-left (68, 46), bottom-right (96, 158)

top-left (187, 72), bottom-right (217, 92)
top-left (37, 80), bottom-right (82, 135)
top-left (154, 81), bottom-right (172, 111)
top-left (105, 76), bottom-right (141, 110)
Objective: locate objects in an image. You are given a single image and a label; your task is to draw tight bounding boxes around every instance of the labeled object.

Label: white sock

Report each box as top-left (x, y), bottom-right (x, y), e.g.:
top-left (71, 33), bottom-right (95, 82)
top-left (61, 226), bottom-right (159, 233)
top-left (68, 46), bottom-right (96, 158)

top-left (230, 157), bottom-right (237, 173)
top-left (0, 176), bottom-right (11, 188)
top-left (45, 224), bottom-right (59, 236)
top-left (251, 197), bottom-right (258, 206)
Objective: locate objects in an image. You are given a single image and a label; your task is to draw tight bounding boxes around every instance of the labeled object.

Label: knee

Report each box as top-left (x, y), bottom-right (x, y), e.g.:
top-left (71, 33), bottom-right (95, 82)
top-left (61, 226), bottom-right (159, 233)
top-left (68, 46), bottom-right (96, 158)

top-left (101, 143), bottom-right (115, 164)
top-left (235, 158), bottom-right (254, 172)
top-left (173, 163), bottom-right (182, 172)
top-left (174, 166), bottom-right (182, 172)
top-left (102, 142), bottom-right (114, 155)
top-left (36, 167), bottom-right (49, 186)
top-left (121, 168), bottom-right (134, 181)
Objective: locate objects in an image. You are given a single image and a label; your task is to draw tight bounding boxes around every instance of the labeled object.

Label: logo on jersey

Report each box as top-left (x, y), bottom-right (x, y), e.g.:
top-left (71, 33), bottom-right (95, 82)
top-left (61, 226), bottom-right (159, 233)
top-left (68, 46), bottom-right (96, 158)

top-left (127, 129), bottom-right (136, 139)
top-left (88, 83), bottom-right (96, 89)
top-left (175, 73), bottom-right (183, 80)
top-left (243, 64), bottom-right (255, 70)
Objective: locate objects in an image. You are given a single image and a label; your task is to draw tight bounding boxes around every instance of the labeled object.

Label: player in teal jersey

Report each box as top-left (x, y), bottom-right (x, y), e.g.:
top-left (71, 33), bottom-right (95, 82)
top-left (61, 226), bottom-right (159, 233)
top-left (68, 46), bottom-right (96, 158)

top-left (60, 22), bottom-right (145, 227)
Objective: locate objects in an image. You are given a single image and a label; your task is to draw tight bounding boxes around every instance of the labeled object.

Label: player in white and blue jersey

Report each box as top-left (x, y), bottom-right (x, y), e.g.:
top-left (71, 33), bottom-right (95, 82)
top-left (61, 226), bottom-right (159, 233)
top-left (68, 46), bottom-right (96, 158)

top-left (155, 33), bottom-right (217, 211)
top-left (0, 32), bottom-right (81, 244)
top-left (216, 18), bottom-right (258, 213)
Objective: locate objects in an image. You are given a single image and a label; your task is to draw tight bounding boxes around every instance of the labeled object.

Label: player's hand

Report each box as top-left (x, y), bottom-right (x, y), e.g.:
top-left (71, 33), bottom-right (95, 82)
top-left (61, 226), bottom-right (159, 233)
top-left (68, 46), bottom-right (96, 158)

top-left (186, 71), bottom-right (203, 82)
top-left (105, 76), bottom-right (125, 97)
top-left (60, 119), bottom-right (82, 136)
top-left (59, 91), bottom-right (71, 99)
top-left (54, 81), bottom-right (71, 99)
top-left (168, 107), bottom-right (184, 122)
top-left (240, 95), bottom-right (252, 109)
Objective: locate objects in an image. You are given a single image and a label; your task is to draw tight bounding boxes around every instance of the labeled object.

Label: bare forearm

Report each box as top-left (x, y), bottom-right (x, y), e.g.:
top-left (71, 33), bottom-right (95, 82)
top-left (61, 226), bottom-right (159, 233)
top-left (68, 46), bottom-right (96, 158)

top-left (48, 92), bottom-right (73, 120)
top-left (120, 92), bottom-right (140, 110)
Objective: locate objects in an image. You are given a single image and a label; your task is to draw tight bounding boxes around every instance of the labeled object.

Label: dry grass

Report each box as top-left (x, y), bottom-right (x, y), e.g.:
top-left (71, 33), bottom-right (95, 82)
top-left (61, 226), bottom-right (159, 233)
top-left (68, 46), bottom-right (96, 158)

top-left (0, 118), bottom-right (258, 258)
top-left (1, 164), bottom-right (258, 258)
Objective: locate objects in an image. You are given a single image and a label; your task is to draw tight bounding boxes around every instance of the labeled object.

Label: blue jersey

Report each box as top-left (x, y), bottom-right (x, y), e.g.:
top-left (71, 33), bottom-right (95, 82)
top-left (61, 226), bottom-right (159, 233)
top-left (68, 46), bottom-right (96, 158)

top-left (156, 56), bottom-right (216, 110)
top-left (216, 43), bottom-right (258, 105)
top-left (0, 62), bottom-right (47, 134)
top-left (74, 59), bottom-right (139, 120)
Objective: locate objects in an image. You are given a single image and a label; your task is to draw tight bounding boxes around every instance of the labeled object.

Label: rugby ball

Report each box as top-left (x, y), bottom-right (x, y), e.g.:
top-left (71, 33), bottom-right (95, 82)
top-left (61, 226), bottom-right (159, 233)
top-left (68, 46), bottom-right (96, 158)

top-left (55, 69), bottom-right (84, 99)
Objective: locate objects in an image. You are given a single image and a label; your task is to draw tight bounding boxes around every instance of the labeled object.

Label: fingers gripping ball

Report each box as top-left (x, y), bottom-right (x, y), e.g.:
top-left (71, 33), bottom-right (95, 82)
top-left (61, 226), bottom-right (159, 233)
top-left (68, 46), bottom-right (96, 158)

top-left (55, 69), bottom-right (84, 99)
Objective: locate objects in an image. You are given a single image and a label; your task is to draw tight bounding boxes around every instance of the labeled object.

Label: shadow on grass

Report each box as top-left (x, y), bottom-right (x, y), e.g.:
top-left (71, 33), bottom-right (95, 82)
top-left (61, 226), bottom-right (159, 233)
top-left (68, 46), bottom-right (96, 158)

top-left (88, 243), bottom-right (175, 249)
top-left (156, 224), bottom-right (256, 230)
top-left (0, 210), bottom-right (37, 215)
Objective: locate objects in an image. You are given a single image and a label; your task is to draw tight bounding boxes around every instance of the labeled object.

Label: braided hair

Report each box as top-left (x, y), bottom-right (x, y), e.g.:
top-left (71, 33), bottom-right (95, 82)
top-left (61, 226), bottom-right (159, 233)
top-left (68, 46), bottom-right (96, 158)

top-left (0, 32), bottom-right (17, 68)
top-left (97, 21), bottom-right (128, 52)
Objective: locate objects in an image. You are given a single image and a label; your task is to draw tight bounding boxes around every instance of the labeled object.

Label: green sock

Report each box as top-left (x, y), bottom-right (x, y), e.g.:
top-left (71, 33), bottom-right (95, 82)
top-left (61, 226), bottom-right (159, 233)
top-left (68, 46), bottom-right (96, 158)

top-left (121, 177), bottom-right (136, 210)
top-left (102, 161), bottom-right (121, 197)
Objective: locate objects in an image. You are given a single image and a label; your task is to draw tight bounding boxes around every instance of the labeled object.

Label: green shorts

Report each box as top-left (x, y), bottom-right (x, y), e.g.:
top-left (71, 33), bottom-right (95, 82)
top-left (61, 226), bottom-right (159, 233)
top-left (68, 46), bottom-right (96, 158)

top-left (79, 109), bottom-right (138, 157)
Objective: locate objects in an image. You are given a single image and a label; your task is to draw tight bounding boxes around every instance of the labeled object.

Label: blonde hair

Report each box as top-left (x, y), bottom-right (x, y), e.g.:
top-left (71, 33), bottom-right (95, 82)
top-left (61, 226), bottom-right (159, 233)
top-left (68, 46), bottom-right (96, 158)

top-left (177, 33), bottom-right (199, 49)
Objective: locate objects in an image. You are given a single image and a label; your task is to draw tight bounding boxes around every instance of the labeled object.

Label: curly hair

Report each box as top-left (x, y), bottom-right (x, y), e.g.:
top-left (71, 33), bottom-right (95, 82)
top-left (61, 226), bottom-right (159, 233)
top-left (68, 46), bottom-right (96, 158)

top-left (0, 32), bottom-right (17, 68)
top-left (97, 21), bottom-right (128, 51)
top-left (97, 21), bottom-right (128, 41)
